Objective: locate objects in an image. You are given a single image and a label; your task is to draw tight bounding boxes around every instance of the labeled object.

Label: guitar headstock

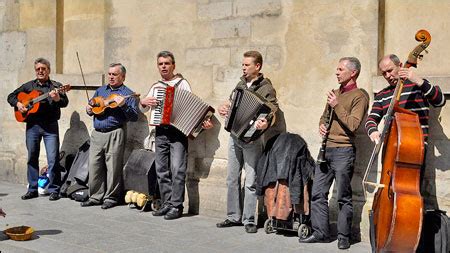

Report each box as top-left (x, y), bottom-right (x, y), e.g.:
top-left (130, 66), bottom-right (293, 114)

top-left (58, 84), bottom-right (71, 93)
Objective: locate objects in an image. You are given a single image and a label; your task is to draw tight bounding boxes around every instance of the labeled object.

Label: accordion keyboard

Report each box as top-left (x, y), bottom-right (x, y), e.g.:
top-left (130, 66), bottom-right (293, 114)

top-left (149, 87), bottom-right (166, 125)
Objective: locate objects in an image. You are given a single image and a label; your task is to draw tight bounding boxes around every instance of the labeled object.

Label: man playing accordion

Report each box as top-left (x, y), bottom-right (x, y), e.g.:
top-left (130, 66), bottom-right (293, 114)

top-left (216, 50), bottom-right (285, 233)
top-left (139, 51), bottom-right (213, 220)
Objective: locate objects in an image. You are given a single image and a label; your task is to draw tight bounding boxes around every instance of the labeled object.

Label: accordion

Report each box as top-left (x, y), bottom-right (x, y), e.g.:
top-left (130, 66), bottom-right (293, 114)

top-left (149, 86), bottom-right (215, 138)
top-left (224, 88), bottom-right (277, 143)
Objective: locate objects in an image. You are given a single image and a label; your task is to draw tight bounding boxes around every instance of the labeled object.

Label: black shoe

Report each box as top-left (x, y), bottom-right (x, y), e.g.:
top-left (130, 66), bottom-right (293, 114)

top-left (152, 204), bottom-right (172, 216)
top-left (298, 233), bottom-right (326, 243)
top-left (244, 224), bottom-right (257, 233)
top-left (80, 200), bottom-right (100, 207)
top-left (216, 219), bottom-right (242, 228)
top-left (49, 192), bottom-right (60, 201)
top-left (101, 202), bottom-right (116, 210)
top-left (21, 191), bottom-right (38, 200)
top-left (164, 207), bottom-right (183, 220)
top-left (337, 237), bottom-right (350, 250)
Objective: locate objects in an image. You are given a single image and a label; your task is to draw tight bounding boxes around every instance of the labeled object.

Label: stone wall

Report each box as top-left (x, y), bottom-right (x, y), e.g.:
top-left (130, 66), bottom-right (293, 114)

top-left (1, 0), bottom-right (450, 242)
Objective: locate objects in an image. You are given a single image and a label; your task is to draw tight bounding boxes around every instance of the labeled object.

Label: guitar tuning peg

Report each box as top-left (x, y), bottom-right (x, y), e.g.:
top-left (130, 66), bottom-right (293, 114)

top-left (424, 49), bottom-right (429, 54)
top-left (418, 55), bottom-right (424, 60)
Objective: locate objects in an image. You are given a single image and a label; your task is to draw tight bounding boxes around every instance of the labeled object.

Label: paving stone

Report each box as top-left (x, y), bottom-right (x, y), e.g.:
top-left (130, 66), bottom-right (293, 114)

top-left (0, 181), bottom-right (370, 252)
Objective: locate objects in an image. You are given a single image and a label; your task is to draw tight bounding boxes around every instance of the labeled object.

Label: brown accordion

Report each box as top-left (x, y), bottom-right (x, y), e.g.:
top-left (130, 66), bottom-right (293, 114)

top-left (149, 86), bottom-right (215, 138)
top-left (224, 88), bottom-right (277, 143)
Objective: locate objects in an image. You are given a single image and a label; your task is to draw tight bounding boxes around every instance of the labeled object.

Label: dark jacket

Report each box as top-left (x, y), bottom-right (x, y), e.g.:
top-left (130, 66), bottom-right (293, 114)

top-left (256, 133), bottom-right (316, 205)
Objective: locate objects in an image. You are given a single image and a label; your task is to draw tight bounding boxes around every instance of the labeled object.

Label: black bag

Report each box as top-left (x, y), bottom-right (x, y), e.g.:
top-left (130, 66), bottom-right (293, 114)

top-left (417, 209), bottom-right (450, 253)
top-left (60, 141), bottom-right (90, 197)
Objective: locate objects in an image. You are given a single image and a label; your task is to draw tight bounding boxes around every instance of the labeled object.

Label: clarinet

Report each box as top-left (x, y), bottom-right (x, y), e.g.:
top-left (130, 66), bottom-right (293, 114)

top-left (317, 107), bottom-right (334, 164)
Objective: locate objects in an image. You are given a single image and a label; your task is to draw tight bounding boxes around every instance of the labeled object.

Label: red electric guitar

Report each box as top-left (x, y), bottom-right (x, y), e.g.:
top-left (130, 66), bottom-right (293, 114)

top-left (14, 84), bottom-right (71, 122)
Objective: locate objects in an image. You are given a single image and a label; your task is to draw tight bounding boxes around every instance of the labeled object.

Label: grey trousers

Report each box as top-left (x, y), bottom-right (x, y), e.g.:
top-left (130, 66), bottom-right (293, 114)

top-left (155, 126), bottom-right (188, 208)
top-left (226, 136), bottom-right (263, 225)
top-left (87, 128), bottom-right (126, 204)
top-left (310, 146), bottom-right (355, 240)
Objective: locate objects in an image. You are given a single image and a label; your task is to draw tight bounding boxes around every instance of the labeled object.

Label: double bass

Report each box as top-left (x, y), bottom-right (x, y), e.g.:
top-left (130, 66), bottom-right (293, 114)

top-left (363, 30), bottom-right (431, 252)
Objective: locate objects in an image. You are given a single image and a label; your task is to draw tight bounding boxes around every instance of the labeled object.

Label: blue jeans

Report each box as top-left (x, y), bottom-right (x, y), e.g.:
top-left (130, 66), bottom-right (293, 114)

top-left (26, 121), bottom-right (61, 193)
top-left (226, 136), bottom-right (263, 225)
top-left (310, 146), bottom-right (355, 239)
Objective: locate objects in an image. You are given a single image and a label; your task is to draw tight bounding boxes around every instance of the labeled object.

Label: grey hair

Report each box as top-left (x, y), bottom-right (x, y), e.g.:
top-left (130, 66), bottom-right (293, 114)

top-left (388, 54), bottom-right (401, 66)
top-left (378, 54), bottom-right (401, 67)
top-left (34, 58), bottom-right (51, 69)
top-left (157, 51), bottom-right (175, 64)
top-left (340, 57), bottom-right (361, 77)
top-left (109, 63), bottom-right (126, 75)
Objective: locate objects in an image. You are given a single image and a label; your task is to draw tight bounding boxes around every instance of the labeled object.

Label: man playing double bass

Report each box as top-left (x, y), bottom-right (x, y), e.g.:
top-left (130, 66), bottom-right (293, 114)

top-left (365, 54), bottom-right (445, 173)
top-left (299, 57), bottom-right (369, 250)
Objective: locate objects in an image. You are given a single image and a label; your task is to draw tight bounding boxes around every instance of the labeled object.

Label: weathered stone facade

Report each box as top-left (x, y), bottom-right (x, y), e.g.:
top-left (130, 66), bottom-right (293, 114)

top-left (1, 0), bottom-right (450, 241)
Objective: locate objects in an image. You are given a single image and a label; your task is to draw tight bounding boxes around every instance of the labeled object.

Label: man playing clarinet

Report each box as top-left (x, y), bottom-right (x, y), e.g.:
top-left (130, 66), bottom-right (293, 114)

top-left (299, 57), bottom-right (368, 250)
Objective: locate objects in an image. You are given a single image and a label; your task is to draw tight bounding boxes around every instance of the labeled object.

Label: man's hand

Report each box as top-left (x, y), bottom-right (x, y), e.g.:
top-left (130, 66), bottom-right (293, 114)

top-left (16, 102), bottom-right (28, 113)
top-left (49, 89), bottom-right (61, 102)
top-left (319, 123), bottom-right (328, 137)
top-left (202, 118), bottom-right (213, 129)
top-left (113, 95), bottom-right (125, 107)
top-left (218, 101), bottom-right (231, 119)
top-left (255, 118), bottom-right (268, 130)
top-left (140, 96), bottom-right (159, 108)
top-left (398, 67), bottom-right (424, 86)
top-left (369, 131), bottom-right (381, 144)
top-left (86, 104), bottom-right (93, 115)
top-left (327, 90), bottom-right (338, 108)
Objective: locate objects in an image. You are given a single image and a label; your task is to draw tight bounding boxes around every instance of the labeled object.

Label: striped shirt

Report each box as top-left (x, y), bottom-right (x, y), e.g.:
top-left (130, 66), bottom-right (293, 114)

top-left (92, 84), bottom-right (139, 130)
top-left (365, 79), bottom-right (445, 140)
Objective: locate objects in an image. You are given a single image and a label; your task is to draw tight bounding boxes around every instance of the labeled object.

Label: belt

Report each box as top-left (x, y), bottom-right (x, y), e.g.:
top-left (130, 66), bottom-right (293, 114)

top-left (95, 125), bottom-right (123, 133)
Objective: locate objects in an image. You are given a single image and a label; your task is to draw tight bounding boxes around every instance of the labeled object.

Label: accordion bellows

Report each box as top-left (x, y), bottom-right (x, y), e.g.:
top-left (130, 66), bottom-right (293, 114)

top-left (150, 86), bottom-right (215, 138)
top-left (225, 88), bottom-right (277, 143)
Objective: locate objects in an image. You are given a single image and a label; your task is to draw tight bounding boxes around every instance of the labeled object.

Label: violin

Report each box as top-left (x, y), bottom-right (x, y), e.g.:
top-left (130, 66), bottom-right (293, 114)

top-left (89, 93), bottom-right (140, 115)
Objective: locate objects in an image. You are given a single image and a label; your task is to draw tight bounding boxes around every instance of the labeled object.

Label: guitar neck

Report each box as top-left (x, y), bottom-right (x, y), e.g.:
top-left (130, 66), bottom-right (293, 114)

top-left (32, 92), bottom-right (51, 104)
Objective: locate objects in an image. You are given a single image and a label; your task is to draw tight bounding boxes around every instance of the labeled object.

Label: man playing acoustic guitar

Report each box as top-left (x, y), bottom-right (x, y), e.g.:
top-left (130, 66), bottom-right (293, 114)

top-left (7, 58), bottom-right (69, 201)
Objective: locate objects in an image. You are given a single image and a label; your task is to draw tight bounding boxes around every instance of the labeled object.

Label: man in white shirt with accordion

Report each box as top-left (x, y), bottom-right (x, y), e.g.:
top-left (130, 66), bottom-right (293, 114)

top-left (217, 50), bottom-right (285, 233)
top-left (139, 51), bottom-right (213, 220)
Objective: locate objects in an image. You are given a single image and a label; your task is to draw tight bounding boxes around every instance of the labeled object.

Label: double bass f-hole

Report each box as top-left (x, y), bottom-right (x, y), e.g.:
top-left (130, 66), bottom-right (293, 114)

top-left (386, 172), bottom-right (393, 200)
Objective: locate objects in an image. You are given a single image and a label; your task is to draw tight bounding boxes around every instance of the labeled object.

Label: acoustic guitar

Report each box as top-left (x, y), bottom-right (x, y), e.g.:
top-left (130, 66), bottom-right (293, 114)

top-left (14, 84), bottom-right (71, 122)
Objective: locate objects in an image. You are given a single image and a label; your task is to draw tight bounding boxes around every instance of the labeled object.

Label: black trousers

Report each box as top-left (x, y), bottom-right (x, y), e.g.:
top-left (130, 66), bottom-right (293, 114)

top-left (310, 146), bottom-right (355, 239)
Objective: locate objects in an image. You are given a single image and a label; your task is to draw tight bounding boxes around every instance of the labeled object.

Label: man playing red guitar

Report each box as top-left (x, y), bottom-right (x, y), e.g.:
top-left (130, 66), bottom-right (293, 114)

top-left (7, 58), bottom-right (69, 201)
